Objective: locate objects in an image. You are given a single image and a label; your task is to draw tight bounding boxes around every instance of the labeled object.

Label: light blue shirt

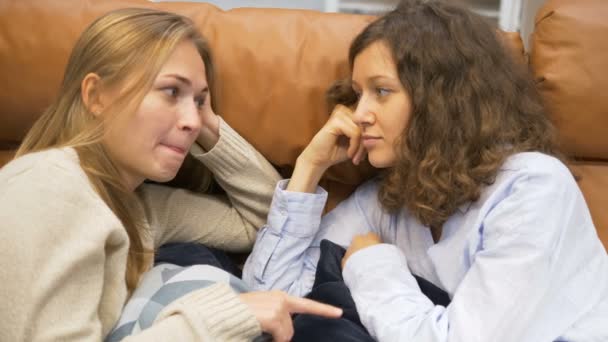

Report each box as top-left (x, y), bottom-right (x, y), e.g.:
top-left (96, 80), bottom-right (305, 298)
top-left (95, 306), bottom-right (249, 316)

top-left (243, 152), bottom-right (608, 342)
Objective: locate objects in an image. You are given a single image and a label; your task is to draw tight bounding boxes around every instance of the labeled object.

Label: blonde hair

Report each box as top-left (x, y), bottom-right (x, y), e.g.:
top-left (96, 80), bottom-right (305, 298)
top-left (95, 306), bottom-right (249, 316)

top-left (17, 8), bottom-right (214, 292)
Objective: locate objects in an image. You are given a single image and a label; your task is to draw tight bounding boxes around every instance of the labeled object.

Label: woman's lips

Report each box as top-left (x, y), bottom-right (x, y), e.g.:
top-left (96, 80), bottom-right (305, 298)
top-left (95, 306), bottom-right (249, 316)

top-left (161, 143), bottom-right (187, 155)
top-left (362, 135), bottom-right (381, 148)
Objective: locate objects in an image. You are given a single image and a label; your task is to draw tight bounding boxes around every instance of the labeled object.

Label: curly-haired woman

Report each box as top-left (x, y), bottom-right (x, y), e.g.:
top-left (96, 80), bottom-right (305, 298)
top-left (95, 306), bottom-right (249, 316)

top-left (243, 1), bottom-right (608, 341)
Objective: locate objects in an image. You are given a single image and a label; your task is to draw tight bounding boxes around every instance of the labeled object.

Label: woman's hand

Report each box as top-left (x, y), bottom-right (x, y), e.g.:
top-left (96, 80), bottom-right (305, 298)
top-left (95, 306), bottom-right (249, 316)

top-left (287, 105), bottom-right (366, 193)
top-left (239, 291), bottom-right (343, 342)
top-left (301, 104), bottom-right (366, 170)
top-left (342, 232), bottom-right (382, 269)
top-left (196, 106), bottom-right (220, 151)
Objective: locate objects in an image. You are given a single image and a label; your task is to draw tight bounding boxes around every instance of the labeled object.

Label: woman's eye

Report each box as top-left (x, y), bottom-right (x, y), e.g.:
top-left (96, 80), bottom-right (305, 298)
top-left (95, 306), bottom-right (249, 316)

top-left (195, 96), bottom-right (206, 109)
top-left (376, 88), bottom-right (391, 97)
top-left (162, 87), bottom-right (179, 98)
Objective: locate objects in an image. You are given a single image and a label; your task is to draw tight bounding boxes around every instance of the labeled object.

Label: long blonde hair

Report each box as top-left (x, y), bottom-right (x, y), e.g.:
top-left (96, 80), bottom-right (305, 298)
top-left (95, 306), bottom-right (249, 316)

top-left (16, 8), bottom-right (215, 292)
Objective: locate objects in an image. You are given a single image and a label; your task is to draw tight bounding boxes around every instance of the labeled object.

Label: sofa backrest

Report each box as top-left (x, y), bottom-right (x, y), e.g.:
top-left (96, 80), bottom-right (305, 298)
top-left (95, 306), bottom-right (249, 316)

top-left (0, 0), bottom-right (605, 248)
top-left (0, 0), bottom-right (523, 198)
top-left (529, 0), bottom-right (608, 247)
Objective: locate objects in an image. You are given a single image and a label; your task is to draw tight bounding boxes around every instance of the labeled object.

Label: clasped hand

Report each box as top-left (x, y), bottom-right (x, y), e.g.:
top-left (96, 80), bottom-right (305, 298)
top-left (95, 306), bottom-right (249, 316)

top-left (299, 104), bottom-right (367, 171)
top-left (342, 232), bottom-right (382, 269)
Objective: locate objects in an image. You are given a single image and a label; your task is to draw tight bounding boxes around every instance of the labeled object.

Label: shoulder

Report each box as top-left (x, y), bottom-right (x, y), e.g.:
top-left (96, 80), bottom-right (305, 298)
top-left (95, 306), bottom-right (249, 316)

top-left (502, 152), bottom-right (573, 182)
top-left (493, 152), bottom-right (578, 199)
top-left (1, 148), bottom-right (125, 245)
top-left (466, 152), bottom-right (584, 230)
top-left (477, 152), bottom-right (591, 241)
top-left (0, 147), bottom-right (101, 209)
top-left (1, 147), bottom-right (86, 183)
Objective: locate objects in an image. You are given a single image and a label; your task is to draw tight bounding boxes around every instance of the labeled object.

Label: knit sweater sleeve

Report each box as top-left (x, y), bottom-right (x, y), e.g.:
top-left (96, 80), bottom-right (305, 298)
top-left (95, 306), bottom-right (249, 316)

top-left (0, 151), bottom-right (261, 341)
top-left (125, 283), bottom-right (261, 342)
top-left (139, 117), bottom-right (282, 251)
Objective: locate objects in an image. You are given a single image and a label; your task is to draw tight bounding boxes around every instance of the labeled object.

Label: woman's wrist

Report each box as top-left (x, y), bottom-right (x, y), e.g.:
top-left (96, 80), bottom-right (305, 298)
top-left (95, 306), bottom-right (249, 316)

top-left (196, 114), bottom-right (221, 151)
top-left (286, 154), bottom-right (327, 193)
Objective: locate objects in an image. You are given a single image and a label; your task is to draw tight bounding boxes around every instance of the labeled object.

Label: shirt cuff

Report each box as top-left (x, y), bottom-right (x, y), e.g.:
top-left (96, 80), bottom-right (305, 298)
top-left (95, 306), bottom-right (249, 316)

top-left (343, 243), bottom-right (410, 288)
top-left (266, 179), bottom-right (328, 237)
top-left (190, 117), bottom-right (257, 176)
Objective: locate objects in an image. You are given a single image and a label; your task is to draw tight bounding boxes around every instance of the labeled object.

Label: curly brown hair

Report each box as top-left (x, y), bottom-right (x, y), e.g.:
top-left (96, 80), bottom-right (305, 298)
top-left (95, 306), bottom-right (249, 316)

top-left (333, 0), bottom-right (561, 229)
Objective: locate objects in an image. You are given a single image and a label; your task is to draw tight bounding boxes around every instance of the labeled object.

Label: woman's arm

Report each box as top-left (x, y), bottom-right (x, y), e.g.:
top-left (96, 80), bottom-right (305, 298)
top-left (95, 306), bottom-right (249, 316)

top-left (139, 116), bottom-right (282, 251)
top-left (242, 104), bottom-right (371, 295)
top-left (242, 178), bottom-right (380, 297)
top-left (342, 158), bottom-right (606, 342)
top-left (0, 154), bottom-right (259, 341)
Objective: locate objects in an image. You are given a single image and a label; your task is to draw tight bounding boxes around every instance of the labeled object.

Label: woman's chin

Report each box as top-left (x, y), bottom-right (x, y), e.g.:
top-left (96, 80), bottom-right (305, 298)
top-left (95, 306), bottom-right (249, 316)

top-left (367, 155), bottom-right (395, 169)
top-left (147, 168), bottom-right (180, 183)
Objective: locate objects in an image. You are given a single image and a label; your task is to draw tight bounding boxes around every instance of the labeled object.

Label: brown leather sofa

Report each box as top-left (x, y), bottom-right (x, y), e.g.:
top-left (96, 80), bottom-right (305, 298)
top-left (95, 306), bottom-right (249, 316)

top-left (1, 0), bottom-right (606, 250)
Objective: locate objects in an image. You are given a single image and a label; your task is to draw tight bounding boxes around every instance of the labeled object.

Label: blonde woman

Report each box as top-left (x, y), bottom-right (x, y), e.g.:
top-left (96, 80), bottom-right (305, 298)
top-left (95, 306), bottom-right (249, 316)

top-left (0, 8), bottom-right (340, 342)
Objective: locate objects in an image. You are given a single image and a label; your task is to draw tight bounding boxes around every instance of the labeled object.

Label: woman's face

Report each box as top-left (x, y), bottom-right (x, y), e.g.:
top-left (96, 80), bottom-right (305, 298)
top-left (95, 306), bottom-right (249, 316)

top-left (351, 40), bottom-right (412, 168)
top-left (103, 40), bottom-right (209, 190)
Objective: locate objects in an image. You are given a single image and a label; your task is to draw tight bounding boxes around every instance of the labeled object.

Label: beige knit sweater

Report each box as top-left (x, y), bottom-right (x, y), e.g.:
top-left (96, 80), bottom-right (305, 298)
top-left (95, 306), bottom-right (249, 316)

top-left (0, 118), bottom-right (282, 341)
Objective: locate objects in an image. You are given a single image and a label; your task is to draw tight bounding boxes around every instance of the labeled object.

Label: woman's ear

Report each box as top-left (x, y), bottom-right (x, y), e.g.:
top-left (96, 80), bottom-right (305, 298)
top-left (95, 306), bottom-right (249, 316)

top-left (81, 72), bottom-right (104, 117)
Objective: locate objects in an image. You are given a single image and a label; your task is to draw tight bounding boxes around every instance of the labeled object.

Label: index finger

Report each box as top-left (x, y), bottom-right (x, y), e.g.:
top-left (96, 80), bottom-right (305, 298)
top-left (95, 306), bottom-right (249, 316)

top-left (352, 142), bottom-right (367, 165)
top-left (331, 104), bottom-right (354, 118)
top-left (285, 296), bottom-right (343, 318)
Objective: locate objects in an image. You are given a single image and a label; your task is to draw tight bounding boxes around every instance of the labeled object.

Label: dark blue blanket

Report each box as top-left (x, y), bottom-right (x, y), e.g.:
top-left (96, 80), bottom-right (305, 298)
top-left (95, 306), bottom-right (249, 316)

top-left (292, 239), bottom-right (451, 341)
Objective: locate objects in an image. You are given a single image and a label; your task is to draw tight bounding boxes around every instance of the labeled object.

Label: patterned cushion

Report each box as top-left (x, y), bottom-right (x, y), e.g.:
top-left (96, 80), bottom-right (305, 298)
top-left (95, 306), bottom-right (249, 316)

top-left (106, 263), bottom-right (249, 342)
